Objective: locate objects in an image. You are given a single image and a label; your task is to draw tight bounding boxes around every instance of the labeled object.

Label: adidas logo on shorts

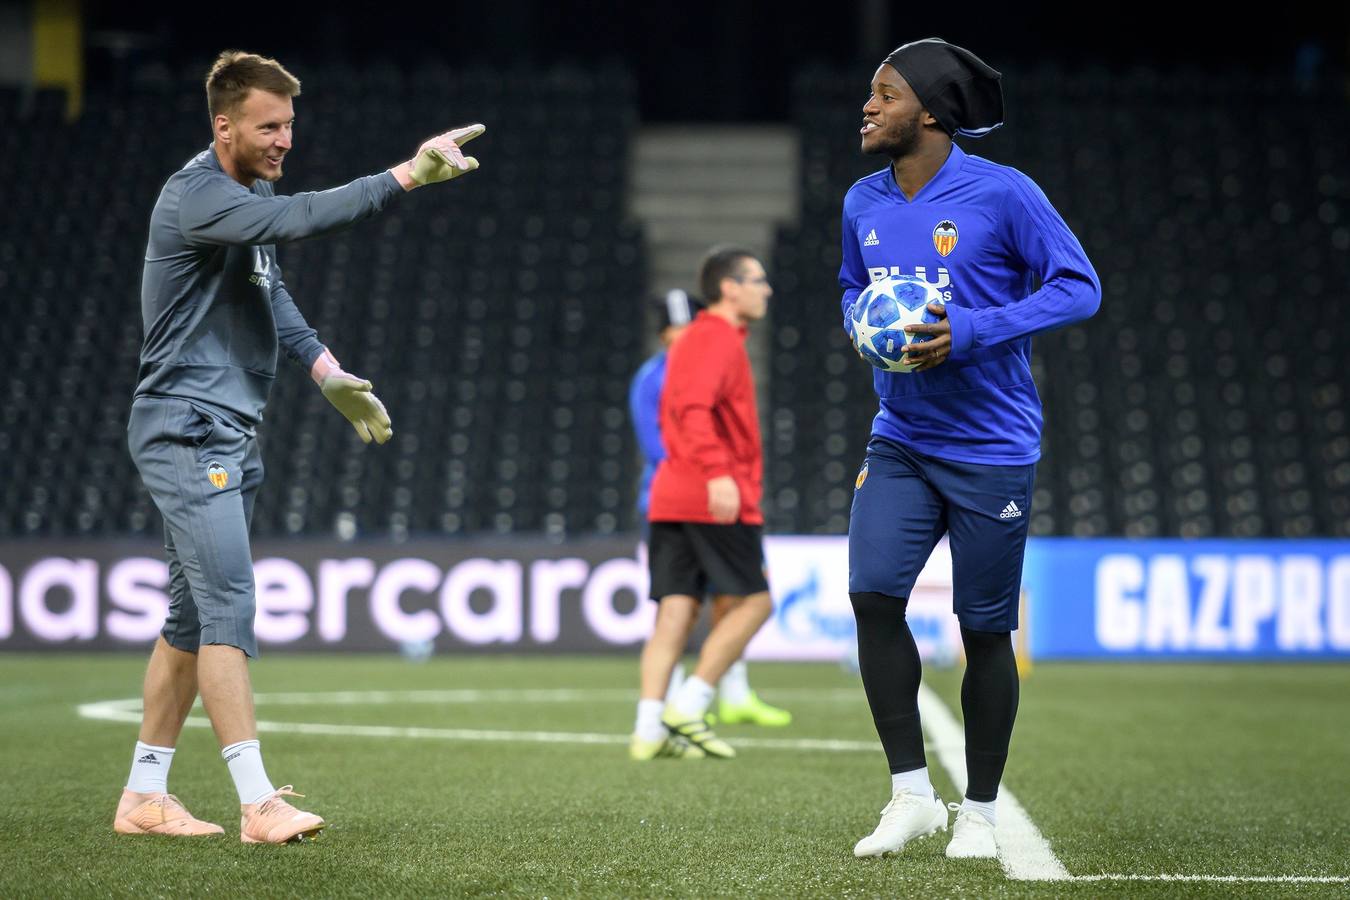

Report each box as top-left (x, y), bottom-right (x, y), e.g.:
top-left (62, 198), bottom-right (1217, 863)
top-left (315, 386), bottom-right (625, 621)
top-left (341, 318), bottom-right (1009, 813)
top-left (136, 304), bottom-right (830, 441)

top-left (999, 500), bottom-right (1023, 519)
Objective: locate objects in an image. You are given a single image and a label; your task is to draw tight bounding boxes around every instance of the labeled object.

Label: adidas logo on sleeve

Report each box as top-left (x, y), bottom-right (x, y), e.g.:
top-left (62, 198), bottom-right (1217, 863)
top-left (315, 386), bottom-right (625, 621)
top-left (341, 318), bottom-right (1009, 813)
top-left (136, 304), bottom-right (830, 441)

top-left (999, 500), bottom-right (1023, 519)
top-left (863, 228), bottom-right (880, 246)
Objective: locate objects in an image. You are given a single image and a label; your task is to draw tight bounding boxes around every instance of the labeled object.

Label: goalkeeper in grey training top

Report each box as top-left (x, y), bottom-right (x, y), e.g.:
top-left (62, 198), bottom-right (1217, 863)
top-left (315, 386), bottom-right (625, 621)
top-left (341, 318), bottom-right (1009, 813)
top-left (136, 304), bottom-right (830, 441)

top-left (114, 50), bottom-right (483, 844)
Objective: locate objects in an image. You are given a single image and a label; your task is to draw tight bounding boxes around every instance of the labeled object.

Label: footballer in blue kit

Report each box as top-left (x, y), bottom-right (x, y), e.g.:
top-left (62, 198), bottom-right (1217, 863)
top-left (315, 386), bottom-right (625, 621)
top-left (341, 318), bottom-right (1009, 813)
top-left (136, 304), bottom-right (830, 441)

top-left (842, 39), bottom-right (1101, 861)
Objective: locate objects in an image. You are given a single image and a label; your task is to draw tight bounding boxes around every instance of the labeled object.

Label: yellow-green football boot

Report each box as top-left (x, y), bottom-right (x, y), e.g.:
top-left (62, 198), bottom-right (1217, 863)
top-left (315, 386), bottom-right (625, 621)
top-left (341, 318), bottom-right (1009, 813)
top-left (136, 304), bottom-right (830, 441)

top-left (629, 734), bottom-right (706, 761)
top-left (716, 691), bottom-right (792, 727)
top-left (661, 708), bottom-right (736, 759)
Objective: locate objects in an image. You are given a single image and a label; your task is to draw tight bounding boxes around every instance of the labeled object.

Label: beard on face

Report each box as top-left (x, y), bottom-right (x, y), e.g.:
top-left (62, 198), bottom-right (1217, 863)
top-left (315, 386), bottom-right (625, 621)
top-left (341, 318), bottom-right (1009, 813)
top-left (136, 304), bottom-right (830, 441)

top-left (864, 111), bottom-right (923, 159)
top-left (243, 147), bottom-right (282, 182)
top-left (254, 150), bottom-right (283, 182)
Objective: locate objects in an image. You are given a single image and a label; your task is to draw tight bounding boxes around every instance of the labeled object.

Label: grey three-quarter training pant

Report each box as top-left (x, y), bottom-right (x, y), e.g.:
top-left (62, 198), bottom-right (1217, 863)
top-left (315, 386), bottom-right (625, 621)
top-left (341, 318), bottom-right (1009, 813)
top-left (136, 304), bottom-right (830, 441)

top-left (127, 396), bottom-right (263, 657)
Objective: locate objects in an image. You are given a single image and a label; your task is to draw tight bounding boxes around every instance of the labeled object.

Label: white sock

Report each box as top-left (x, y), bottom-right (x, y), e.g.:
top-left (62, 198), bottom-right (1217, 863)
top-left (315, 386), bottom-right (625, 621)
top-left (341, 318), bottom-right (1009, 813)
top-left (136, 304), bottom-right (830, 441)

top-left (671, 675), bottom-right (716, 719)
top-left (718, 660), bottom-right (752, 705)
top-left (635, 699), bottom-right (667, 742)
top-left (961, 797), bottom-right (997, 825)
top-left (222, 739), bottom-right (275, 805)
top-left (664, 662), bottom-right (686, 707)
top-left (126, 741), bottom-right (175, 794)
top-left (891, 767), bottom-right (934, 801)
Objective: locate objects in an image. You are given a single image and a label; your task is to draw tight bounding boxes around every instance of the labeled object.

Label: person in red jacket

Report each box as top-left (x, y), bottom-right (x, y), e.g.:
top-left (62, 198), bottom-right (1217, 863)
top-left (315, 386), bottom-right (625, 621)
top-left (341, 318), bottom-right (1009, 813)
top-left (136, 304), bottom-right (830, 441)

top-left (630, 246), bottom-right (775, 761)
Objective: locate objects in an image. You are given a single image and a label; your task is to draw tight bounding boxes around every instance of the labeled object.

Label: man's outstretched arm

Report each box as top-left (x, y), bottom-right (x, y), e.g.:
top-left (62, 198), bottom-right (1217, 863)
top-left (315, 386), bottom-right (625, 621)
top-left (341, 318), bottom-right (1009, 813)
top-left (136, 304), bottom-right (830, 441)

top-left (181, 125), bottom-right (486, 246)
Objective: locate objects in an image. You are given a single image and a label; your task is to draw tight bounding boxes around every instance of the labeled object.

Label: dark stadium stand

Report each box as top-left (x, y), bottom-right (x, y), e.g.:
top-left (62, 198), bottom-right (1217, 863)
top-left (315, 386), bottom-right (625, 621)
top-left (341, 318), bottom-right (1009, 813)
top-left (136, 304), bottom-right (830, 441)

top-left (0, 63), bottom-right (645, 540)
top-left (768, 64), bottom-right (1350, 538)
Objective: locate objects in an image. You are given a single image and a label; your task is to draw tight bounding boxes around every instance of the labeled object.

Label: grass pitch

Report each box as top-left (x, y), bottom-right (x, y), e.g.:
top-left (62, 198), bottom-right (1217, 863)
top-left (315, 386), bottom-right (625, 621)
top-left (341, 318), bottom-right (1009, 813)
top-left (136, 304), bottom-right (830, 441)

top-left (0, 654), bottom-right (1346, 898)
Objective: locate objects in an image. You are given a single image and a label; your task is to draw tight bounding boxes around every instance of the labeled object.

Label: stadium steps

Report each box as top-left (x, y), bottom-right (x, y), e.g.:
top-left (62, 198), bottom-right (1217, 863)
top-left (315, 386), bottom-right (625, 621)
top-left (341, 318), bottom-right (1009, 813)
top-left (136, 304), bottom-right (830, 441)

top-left (628, 125), bottom-right (800, 438)
top-left (628, 125), bottom-right (800, 295)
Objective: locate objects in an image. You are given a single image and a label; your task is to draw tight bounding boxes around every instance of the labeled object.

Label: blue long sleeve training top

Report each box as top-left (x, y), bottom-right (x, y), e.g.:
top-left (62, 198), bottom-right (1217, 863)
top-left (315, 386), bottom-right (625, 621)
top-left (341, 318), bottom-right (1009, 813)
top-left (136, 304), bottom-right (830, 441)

top-left (840, 142), bottom-right (1101, 465)
top-left (628, 350), bottom-right (667, 517)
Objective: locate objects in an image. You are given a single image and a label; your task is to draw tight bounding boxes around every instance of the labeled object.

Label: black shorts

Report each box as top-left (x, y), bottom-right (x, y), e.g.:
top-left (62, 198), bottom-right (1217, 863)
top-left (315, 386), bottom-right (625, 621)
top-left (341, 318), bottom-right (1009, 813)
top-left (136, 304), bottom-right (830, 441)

top-left (648, 521), bottom-right (769, 601)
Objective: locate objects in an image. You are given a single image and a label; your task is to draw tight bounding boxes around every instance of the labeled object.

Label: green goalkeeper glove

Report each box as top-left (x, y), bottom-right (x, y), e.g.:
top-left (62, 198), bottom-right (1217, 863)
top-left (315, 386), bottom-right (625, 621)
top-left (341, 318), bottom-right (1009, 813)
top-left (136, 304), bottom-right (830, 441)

top-left (409, 124), bottom-right (485, 185)
top-left (311, 349), bottom-right (392, 445)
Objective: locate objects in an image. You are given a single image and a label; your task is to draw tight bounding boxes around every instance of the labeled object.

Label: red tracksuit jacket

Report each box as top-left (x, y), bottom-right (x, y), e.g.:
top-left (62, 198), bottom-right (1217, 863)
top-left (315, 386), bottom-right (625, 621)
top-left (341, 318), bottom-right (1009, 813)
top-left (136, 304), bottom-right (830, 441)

top-left (648, 311), bottom-right (763, 525)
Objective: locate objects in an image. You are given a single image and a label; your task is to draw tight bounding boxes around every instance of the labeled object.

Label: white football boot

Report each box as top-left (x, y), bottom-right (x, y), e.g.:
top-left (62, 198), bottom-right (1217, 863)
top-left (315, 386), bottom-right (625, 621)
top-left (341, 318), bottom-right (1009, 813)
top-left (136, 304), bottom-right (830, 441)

top-left (944, 803), bottom-right (998, 859)
top-left (852, 788), bottom-right (947, 858)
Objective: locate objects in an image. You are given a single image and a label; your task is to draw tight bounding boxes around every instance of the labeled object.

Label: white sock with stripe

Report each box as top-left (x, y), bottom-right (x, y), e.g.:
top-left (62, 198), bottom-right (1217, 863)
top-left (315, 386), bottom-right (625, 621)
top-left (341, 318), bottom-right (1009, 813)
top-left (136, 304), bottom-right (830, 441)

top-left (126, 741), bottom-right (175, 794)
top-left (222, 739), bottom-right (276, 805)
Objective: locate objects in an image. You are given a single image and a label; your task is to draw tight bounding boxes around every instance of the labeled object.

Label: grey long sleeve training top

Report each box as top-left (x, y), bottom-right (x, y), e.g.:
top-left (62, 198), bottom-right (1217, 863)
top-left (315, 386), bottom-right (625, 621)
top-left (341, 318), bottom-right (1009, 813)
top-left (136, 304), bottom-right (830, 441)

top-left (134, 144), bottom-right (402, 430)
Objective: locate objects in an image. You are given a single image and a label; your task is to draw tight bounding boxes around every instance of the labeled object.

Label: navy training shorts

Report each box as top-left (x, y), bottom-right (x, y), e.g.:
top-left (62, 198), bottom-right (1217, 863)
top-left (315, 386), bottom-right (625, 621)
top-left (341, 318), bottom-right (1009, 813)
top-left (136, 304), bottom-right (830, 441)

top-left (848, 436), bottom-right (1035, 632)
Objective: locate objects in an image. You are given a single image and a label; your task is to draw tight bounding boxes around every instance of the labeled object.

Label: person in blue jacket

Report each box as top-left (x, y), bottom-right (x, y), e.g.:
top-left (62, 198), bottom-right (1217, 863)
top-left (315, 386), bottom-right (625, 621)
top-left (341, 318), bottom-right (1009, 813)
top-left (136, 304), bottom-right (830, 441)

top-left (842, 39), bottom-right (1101, 859)
top-left (628, 291), bottom-right (693, 532)
top-left (627, 289), bottom-right (791, 754)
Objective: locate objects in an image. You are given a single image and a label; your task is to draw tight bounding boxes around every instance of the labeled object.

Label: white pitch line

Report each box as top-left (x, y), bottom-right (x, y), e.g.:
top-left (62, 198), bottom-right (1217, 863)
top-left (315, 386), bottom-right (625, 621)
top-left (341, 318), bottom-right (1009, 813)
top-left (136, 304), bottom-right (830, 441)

top-left (1074, 875), bottom-right (1350, 884)
top-left (76, 696), bottom-right (885, 753)
top-left (248, 719), bottom-right (886, 753)
top-left (916, 681), bottom-right (1071, 882)
top-left (252, 688), bottom-right (637, 705)
top-left (245, 687), bottom-right (863, 706)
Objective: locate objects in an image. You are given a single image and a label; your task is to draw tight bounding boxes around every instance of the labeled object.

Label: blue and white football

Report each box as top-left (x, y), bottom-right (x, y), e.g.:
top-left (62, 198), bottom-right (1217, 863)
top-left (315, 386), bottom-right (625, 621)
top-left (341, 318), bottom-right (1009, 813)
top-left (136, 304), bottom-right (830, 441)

top-left (848, 276), bottom-right (944, 373)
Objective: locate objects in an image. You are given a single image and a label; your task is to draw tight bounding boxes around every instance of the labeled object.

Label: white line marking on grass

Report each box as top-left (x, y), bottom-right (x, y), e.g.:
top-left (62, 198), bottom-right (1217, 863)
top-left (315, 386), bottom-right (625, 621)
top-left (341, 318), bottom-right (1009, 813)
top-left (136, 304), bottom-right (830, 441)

top-left (246, 721), bottom-right (885, 753)
top-left (76, 696), bottom-right (884, 753)
top-left (243, 687), bottom-right (863, 706)
top-left (1075, 875), bottom-right (1350, 884)
top-left (77, 699), bottom-right (628, 745)
top-left (78, 698), bottom-right (148, 724)
top-left (916, 681), bottom-right (1072, 882)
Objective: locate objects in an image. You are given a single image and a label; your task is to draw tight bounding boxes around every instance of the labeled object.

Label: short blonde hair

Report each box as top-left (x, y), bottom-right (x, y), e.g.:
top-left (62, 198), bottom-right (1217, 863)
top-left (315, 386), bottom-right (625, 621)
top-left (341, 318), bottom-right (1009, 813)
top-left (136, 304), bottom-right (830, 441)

top-left (206, 50), bottom-right (301, 120)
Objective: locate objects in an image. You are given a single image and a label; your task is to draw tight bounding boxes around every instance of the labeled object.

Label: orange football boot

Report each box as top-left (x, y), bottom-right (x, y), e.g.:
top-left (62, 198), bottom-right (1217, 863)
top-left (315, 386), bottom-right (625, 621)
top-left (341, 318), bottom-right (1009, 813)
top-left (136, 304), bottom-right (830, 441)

top-left (113, 790), bottom-right (225, 836)
top-left (239, 786), bottom-right (325, 844)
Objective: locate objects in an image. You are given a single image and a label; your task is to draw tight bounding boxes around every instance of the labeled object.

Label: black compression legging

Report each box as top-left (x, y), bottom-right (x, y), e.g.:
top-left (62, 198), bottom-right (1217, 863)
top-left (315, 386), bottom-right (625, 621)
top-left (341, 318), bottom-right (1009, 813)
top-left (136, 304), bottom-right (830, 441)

top-left (851, 592), bottom-right (1021, 801)
top-left (849, 591), bottom-right (926, 774)
top-left (960, 625), bottom-right (1019, 802)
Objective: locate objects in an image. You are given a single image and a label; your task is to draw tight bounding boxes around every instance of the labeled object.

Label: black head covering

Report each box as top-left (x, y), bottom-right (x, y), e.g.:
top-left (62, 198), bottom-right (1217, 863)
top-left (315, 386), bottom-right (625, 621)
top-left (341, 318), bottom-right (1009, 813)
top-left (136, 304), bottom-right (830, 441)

top-left (882, 38), bottom-right (1004, 138)
top-left (652, 288), bottom-right (702, 330)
